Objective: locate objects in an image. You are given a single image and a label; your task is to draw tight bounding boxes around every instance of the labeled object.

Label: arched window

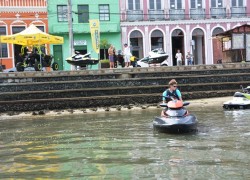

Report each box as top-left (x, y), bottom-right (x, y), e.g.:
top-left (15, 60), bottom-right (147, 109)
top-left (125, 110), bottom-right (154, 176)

top-left (212, 27), bottom-right (224, 36)
top-left (192, 28), bottom-right (204, 36)
top-left (151, 30), bottom-right (163, 50)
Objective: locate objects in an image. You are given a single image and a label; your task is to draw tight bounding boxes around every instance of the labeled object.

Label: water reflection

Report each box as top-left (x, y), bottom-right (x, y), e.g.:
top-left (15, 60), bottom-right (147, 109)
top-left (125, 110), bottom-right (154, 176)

top-left (0, 108), bottom-right (249, 179)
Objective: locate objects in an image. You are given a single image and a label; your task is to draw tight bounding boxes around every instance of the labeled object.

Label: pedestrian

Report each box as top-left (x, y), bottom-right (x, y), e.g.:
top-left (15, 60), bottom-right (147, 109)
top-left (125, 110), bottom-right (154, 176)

top-left (15, 52), bottom-right (24, 65)
top-left (175, 49), bottom-right (183, 66)
top-left (186, 51), bottom-right (193, 65)
top-left (113, 47), bottom-right (117, 68)
top-left (123, 43), bottom-right (132, 67)
top-left (130, 55), bottom-right (137, 67)
top-left (108, 45), bottom-right (115, 69)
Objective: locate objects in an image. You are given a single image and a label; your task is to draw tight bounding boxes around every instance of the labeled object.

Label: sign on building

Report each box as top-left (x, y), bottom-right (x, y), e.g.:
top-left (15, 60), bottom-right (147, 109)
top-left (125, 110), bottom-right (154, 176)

top-left (74, 40), bottom-right (87, 46)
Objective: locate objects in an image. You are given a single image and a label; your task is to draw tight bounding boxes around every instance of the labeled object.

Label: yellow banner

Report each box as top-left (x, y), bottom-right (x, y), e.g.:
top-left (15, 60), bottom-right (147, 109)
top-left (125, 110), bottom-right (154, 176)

top-left (89, 19), bottom-right (100, 54)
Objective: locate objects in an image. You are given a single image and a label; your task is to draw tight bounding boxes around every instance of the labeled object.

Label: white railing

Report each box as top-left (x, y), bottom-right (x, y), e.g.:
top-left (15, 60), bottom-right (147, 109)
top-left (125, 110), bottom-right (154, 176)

top-left (126, 10), bottom-right (144, 21)
top-left (148, 10), bottom-right (165, 20)
top-left (210, 8), bottom-right (226, 18)
top-left (190, 8), bottom-right (205, 20)
top-left (169, 9), bottom-right (185, 20)
top-left (231, 7), bottom-right (246, 18)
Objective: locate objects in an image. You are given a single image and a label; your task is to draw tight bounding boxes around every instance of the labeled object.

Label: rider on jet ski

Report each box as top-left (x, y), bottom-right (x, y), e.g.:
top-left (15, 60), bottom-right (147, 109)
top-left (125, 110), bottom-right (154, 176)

top-left (161, 79), bottom-right (183, 117)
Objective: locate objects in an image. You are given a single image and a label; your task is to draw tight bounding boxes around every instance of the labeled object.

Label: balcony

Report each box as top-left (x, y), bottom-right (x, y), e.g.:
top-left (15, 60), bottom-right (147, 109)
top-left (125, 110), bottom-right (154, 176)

top-left (169, 9), bottom-right (185, 20)
top-left (126, 10), bottom-right (143, 21)
top-left (210, 8), bottom-right (226, 19)
top-left (231, 7), bottom-right (246, 18)
top-left (190, 8), bottom-right (205, 20)
top-left (51, 22), bottom-right (120, 34)
top-left (148, 10), bottom-right (165, 20)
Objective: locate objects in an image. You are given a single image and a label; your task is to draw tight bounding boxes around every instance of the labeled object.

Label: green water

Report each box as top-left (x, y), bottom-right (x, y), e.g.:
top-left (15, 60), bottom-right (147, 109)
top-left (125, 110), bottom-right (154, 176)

top-left (0, 107), bottom-right (249, 179)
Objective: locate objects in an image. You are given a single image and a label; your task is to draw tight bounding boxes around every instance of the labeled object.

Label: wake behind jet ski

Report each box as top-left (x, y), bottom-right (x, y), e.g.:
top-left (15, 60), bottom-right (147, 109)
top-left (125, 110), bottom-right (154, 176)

top-left (223, 85), bottom-right (250, 109)
top-left (153, 98), bottom-right (198, 133)
top-left (66, 51), bottom-right (99, 67)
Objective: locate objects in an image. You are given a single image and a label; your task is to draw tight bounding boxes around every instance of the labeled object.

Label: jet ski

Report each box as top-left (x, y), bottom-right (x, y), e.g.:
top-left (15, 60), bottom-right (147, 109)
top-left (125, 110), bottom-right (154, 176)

top-left (66, 51), bottom-right (99, 67)
top-left (223, 85), bottom-right (250, 109)
top-left (137, 48), bottom-right (169, 67)
top-left (148, 48), bottom-right (168, 64)
top-left (153, 99), bottom-right (198, 133)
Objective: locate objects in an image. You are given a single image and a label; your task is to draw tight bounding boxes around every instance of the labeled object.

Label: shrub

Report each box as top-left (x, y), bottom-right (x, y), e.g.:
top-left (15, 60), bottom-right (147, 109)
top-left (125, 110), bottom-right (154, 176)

top-left (100, 59), bottom-right (109, 68)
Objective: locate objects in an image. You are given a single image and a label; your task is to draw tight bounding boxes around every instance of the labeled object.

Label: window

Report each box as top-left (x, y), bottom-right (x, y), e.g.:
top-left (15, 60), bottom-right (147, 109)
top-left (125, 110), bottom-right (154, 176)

top-left (191, 0), bottom-right (202, 8)
top-left (78, 5), bottom-right (89, 23)
top-left (128, 0), bottom-right (140, 10)
top-left (99, 5), bottom-right (110, 21)
top-left (149, 0), bottom-right (161, 10)
top-left (170, 0), bottom-right (182, 9)
top-left (12, 26), bottom-right (25, 34)
top-left (232, 0), bottom-right (243, 7)
top-left (57, 5), bottom-right (68, 22)
top-left (151, 30), bottom-right (163, 50)
top-left (211, 0), bottom-right (223, 8)
top-left (0, 27), bottom-right (8, 58)
top-left (36, 26), bottom-right (45, 32)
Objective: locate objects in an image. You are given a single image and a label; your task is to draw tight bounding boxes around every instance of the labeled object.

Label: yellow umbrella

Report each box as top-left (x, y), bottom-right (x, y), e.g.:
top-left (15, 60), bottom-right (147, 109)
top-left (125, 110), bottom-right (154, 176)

top-left (0, 24), bottom-right (63, 46)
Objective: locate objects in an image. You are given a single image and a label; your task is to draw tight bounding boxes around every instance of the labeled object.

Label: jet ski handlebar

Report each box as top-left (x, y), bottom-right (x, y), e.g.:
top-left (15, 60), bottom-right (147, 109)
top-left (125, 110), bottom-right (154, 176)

top-left (159, 101), bottom-right (190, 108)
top-left (240, 85), bottom-right (250, 93)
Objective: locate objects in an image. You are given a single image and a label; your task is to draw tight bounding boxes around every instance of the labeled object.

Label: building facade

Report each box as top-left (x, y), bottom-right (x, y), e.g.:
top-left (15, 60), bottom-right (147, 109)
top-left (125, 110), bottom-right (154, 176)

top-left (0, 0), bottom-right (48, 69)
top-left (120, 0), bottom-right (250, 65)
top-left (47, 0), bottom-right (121, 70)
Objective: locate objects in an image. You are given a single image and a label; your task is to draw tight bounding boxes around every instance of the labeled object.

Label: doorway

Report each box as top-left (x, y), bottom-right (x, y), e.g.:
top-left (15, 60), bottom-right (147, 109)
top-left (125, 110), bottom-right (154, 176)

top-left (12, 26), bottom-right (26, 66)
top-left (212, 27), bottom-right (224, 64)
top-left (192, 28), bottom-right (205, 65)
top-left (53, 45), bottom-right (63, 70)
top-left (171, 29), bottom-right (184, 66)
top-left (74, 45), bottom-right (87, 55)
top-left (151, 30), bottom-right (164, 50)
top-left (130, 30), bottom-right (143, 59)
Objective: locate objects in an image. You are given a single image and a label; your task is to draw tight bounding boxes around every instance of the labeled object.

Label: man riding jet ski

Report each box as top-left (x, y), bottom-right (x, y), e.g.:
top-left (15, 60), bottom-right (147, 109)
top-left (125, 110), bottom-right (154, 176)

top-left (153, 79), bottom-right (197, 133)
top-left (66, 51), bottom-right (99, 67)
top-left (153, 97), bottom-right (198, 133)
top-left (223, 85), bottom-right (250, 109)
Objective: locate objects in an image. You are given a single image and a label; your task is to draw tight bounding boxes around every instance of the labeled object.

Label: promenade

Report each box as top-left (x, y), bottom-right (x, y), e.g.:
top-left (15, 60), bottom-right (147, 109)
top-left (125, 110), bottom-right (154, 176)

top-left (0, 63), bottom-right (249, 114)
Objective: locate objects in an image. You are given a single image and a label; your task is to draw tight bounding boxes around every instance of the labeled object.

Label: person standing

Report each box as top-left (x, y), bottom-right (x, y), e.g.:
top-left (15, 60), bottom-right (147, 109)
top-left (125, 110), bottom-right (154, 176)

top-left (123, 43), bottom-right (132, 67)
top-left (175, 49), bottom-right (183, 66)
top-left (113, 47), bottom-right (117, 68)
top-left (15, 53), bottom-right (24, 65)
top-left (108, 45), bottom-right (114, 69)
top-left (186, 51), bottom-right (193, 65)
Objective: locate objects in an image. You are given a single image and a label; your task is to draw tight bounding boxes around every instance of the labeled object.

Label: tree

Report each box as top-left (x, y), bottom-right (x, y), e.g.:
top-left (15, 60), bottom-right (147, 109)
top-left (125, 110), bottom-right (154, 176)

top-left (100, 38), bottom-right (110, 60)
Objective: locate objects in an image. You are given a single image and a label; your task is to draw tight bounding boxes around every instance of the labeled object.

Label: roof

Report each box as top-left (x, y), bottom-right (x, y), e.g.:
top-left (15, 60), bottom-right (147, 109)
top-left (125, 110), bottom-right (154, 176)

top-left (214, 24), bottom-right (250, 39)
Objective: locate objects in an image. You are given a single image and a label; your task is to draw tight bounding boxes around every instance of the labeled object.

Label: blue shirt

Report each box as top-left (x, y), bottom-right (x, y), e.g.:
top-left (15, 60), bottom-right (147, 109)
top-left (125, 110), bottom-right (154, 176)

top-left (162, 89), bottom-right (182, 101)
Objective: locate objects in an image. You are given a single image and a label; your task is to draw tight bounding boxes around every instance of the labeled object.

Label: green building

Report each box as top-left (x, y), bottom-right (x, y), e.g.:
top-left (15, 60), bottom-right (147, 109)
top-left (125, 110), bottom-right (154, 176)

top-left (47, 0), bottom-right (121, 70)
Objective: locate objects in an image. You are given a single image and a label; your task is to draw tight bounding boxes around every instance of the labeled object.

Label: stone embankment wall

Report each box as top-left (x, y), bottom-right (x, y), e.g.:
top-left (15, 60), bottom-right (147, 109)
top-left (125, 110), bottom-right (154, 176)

top-left (0, 63), bottom-right (250, 112)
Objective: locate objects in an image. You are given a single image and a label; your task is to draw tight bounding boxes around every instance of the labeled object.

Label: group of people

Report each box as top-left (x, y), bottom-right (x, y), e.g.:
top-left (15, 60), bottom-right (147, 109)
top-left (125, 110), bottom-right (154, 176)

top-left (108, 45), bottom-right (193, 68)
top-left (175, 49), bottom-right (194, 66)
top-left (108, 43), bottom-right (133, 69)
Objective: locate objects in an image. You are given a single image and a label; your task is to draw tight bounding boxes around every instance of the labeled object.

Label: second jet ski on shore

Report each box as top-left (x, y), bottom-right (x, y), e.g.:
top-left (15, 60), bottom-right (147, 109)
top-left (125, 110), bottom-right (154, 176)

top-left (66, 51), bottom-right (99, 67)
